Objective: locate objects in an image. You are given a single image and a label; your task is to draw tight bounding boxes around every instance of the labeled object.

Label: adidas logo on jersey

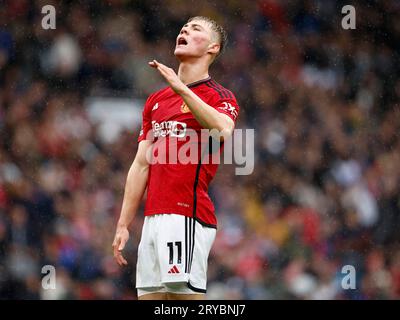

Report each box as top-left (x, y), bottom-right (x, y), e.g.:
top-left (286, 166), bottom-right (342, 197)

top-left (152, 103), bottom-right (159, 111)
top-left (168, 265), bottom-right (180, 274)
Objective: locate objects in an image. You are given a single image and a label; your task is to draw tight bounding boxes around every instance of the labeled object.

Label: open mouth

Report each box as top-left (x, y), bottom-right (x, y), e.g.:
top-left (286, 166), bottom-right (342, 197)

top-left (178, 37), bottom-right (188, 45)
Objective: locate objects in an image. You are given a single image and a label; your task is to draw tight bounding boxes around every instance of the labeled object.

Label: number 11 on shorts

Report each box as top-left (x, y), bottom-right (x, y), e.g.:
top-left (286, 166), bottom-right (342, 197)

top-left (167, 241), bottom-right (182, 264)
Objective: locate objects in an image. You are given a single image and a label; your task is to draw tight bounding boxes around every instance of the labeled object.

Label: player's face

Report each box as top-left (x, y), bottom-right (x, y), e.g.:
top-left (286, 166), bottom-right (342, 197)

top-left (174, 20), bottom-right (216, 59)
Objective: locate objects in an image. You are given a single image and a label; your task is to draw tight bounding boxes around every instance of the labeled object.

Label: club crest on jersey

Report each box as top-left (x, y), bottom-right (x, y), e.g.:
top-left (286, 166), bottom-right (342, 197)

top-left (180, 102), bottom-right (190, 113)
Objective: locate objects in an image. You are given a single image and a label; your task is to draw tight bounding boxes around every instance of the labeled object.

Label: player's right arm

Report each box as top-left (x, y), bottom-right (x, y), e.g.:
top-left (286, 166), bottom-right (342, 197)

top-left (112, 139), bottom-right (151, 266)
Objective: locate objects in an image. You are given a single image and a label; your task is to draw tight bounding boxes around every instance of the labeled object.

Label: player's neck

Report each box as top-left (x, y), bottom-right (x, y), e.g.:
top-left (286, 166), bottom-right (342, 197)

top-left (178, 60), bottom-right (210, 86)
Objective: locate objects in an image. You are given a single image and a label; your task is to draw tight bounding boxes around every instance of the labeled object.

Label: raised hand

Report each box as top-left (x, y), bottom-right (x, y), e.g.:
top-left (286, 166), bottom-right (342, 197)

top-left (149, 60), bottom-right (187, 94)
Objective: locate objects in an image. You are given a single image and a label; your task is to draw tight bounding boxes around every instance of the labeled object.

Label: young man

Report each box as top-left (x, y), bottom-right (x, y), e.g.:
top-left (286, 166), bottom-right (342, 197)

top-left (112, 16), bottom-right (240, 300)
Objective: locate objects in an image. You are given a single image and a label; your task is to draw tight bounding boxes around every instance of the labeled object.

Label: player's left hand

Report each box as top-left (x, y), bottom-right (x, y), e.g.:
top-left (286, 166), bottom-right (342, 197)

top-left (149, 60), bottom-right (187, 94)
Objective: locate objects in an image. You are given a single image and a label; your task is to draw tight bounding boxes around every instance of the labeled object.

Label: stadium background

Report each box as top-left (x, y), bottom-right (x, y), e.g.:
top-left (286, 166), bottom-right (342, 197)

top-left (1, 0), bottom-right (400, 299)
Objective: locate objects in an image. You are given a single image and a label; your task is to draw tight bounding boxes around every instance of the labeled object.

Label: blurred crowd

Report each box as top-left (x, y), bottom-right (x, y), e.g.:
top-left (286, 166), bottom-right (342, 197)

top-left (1, 0), bottom-right (400, 299)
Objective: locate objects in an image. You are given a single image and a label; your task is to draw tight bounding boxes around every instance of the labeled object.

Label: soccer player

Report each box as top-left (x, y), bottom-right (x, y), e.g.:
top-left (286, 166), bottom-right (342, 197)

top-left (112, 16), bottom-right (240, 300)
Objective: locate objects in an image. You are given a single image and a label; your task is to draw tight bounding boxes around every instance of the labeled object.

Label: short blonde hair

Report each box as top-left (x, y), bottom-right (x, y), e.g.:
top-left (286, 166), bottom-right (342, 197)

top-left (188, 16), bottom-right (227, 57)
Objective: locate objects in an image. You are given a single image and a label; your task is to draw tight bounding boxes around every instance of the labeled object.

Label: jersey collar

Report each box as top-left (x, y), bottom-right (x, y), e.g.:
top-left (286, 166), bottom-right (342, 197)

top-left (187, 76), bottom-right (212, 88)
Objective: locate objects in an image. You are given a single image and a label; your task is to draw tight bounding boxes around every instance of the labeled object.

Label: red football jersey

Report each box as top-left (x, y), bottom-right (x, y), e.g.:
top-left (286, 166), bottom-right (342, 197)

top-left (137, 77), bottom-right (240, 228)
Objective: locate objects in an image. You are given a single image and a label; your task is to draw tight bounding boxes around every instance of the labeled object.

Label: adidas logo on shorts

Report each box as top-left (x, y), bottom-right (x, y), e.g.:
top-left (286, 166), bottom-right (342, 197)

top-left (168, 265), bottom-right (180, 274)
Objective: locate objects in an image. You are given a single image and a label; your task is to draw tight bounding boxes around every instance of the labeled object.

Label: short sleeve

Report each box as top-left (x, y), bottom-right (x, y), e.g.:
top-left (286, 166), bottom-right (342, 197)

top-left (137, 95), bottom-right (153, 142)
top-left (212, 91), bottom-right (240, 123)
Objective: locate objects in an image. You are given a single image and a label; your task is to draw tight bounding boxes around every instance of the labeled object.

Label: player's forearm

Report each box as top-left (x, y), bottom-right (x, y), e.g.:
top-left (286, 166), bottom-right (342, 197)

top-left (117, 161), bottom-right (149, 228)
top-left (179, 87), bottom-right (234, 135)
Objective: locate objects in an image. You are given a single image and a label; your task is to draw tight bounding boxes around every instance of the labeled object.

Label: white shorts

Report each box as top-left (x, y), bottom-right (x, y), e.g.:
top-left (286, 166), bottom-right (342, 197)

top-left (136, 214), bottom-right (216, 296)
